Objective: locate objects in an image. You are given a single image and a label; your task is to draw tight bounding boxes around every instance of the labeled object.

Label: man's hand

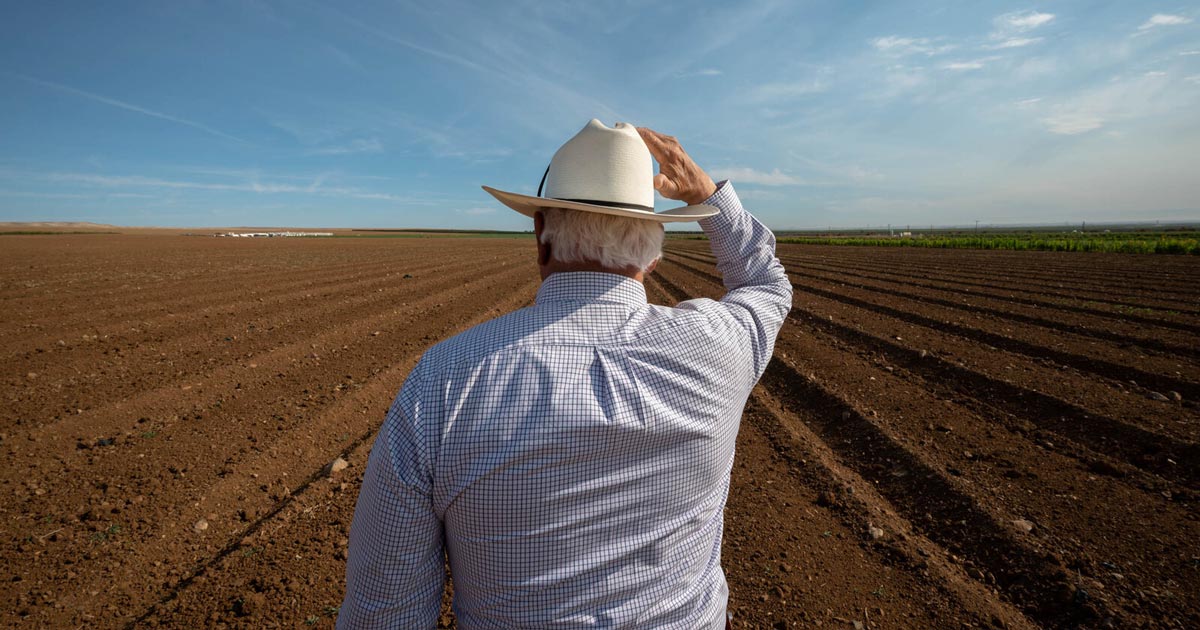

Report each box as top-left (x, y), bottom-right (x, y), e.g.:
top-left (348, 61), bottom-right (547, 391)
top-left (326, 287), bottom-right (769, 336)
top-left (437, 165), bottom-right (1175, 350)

top-left (637, 127), bottom-right (717, 206)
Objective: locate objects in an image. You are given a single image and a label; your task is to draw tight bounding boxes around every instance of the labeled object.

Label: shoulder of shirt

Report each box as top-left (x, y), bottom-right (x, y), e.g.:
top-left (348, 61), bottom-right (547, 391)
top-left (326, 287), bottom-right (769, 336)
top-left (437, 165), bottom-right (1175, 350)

top-left (417, 305), bottom-right (540, 370)
top-left (417, 298), bottom-right (746, 373)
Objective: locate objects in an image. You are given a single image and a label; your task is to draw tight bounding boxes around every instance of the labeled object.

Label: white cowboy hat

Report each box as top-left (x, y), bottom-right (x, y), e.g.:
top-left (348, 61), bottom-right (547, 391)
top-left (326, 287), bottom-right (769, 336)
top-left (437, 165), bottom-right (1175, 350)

top-left (482, 119), bottom-right (719, 223)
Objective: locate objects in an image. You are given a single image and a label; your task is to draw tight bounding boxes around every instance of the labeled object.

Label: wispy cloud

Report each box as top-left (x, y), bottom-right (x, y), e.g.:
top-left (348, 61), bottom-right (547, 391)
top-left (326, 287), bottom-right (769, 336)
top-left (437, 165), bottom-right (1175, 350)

top-left (871, 36), bottom-right (954, 56)
top-left (0, 190), bottom-right (156, 199)
top-left (943, 60), bottom-right (987, 71)
top-left (709, 167), bottom-right (800, 186)
top-left (1138, 14), bottom-right (1193, 31)
top-left (675, 68), bottom-right (723, 78)
top-left (987, 37), bottom-right (1043, 50)
top-left (986, 10), bottom-right (1053, 50)
top-left (1035, 71), bottom-right (1178, 136)
top-left (995, 10), bottom-right (1055, 33)
top-left (307, 137), bottom-right (384, 155)
top-left (323, 4), bottom-right (623, 138)
top-left (1014, 97), bottom-right (1042, 108)
top-left (329, 11), bottom-right (487, 74)
top-left (324, 44), bottom-right (363, 71)
top-left (1039, 114), bottom-right (1104, 135)
top-left (9, 73), bottom-right (245, 143)
top-left (17, 170), bottom-right (432, 203)
top-left (456, 206), bottom-right (495, 216)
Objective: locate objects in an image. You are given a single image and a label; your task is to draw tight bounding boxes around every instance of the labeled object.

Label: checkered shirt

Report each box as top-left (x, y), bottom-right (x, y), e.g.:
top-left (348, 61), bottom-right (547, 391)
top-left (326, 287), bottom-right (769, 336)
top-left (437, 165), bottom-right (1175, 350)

top-left (339, 182), bottom-right (791, 629)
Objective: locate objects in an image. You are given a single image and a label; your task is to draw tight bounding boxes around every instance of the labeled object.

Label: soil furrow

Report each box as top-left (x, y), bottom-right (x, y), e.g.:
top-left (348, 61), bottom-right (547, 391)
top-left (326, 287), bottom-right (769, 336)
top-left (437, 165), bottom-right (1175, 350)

top-left (1, 265), bottom-right (539, 627)
top-left (650, 266), bottom-right (1109, 626)
top-left (7, 235), bottom-right (1199, 629)
top-left (655, 260), bottom-right (1200, 628)
top-left (670, 249), bottom-right (1200, 360)
top-left (660, 254), bottom-right (1199, 443)
top-left (116, 288), bottom-right (539, 630)
top-left (670, 241), bottom-right (1200, 314)
top-left (757, 244), bottom-right (1200, 295)
top-left (770, 251), bottom-right (1200, 326)
top-left (782, 308), bottom-right (1200, 487)
top-left (771, 246), bottom-right (1200, 304)
top-left (672, 244), bottom-right (1200, 333)
top-left (1, 251), bottom-right (528, 432)
top-left (1, 242), bottom-right (525, 361)
top-left (0, 238), bottom-right (435, 327)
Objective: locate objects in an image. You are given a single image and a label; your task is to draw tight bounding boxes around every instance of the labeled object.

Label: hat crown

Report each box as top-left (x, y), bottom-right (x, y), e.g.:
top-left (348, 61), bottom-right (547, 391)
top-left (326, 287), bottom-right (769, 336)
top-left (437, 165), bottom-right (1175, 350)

top-left (543, 119), bottom-right (654, 210)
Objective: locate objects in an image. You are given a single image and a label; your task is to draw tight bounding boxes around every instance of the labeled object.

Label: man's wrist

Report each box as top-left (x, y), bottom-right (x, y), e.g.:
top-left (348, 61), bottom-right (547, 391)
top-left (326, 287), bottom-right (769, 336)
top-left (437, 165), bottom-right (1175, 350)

top-left (687, 179), bottom-right (718, 205)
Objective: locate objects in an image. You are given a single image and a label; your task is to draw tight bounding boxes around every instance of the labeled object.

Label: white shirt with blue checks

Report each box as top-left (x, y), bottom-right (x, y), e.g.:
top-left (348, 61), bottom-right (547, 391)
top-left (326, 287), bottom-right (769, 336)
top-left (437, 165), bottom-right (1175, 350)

top-left (339, 182), bottom-right (791, 629)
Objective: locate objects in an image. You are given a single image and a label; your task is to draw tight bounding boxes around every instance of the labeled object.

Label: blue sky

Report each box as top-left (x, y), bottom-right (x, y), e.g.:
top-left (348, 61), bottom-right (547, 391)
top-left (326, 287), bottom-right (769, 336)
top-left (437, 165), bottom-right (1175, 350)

top-left (1, 1), bottom-right (1197, 230)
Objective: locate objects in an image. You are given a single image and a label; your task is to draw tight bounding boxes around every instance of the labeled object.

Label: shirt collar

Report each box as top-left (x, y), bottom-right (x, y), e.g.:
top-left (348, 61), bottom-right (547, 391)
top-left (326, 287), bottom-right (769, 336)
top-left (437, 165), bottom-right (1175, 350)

top-left (535, 271), bottom-right (648, 308)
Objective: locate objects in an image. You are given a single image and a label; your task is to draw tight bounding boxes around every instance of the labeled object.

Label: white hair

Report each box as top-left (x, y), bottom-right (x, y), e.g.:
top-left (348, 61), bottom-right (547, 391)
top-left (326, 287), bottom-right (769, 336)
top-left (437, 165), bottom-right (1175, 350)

top-left (539, 208), bottom-right (664, 272)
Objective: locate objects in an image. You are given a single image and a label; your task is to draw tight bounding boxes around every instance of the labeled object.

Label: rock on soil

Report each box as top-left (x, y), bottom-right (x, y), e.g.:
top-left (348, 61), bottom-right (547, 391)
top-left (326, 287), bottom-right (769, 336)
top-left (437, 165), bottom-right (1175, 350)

top-left (1012, 519), bottom-right (1035, 534)
top-left (328, 456), bottom-right (349, 475)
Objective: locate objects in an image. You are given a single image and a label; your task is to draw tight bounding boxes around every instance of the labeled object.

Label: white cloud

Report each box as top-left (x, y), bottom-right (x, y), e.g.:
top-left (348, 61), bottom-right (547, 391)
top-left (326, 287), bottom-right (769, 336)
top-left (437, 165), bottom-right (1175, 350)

top-left (457, 206), bottom-right (495, 215)
top-left (988, 11), bottom-right (1054, 49)
top-left (25, 171), bottom-right (429, 203)
top-left (995, 11), bottom-right (1055, 32)
top-left (1040, 114), bottom-right (1105, 135)
top-left (1138, 14), bottom-right (1193, 31)
top-left (987, 37), bottom-right (1043, 49)
top-left (1186, 74), bottom-right (1200, 84)
top-left (1035, 71), bottom-right (1183, 136)
top-left (709, 167), bottom-right (801, 186)
top-left (1144, 71), bottom-right (1167, 77)
top-left (871, 36), bottom-right (954, 56)
top-left (12, 73), bottom-right (244, 143)
top-left (943, 60), bottom-right (986, 71)
top-left (1014, 97), bottom-right (1042, 108)
top-left (676, 68), bottom-right (723, 78)
top-left (1180, 50), bottom-right (1200, 56)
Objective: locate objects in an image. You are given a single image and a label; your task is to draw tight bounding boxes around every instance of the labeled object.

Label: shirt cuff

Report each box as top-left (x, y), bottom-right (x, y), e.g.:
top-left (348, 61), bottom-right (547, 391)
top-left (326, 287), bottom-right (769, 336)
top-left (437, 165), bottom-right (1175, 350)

top-left (698, 180), bottom-right (743, 233)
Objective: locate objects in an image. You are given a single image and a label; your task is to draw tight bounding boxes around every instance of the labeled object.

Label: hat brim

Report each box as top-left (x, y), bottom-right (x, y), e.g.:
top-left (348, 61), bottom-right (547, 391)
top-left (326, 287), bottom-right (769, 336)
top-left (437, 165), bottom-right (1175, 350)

top-left (482, 186), bottom-right (719, 223)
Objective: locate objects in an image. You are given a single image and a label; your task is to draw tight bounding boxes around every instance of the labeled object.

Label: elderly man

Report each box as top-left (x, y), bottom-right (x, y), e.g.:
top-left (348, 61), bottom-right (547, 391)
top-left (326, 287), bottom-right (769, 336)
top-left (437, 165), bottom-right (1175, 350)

top-left (339, 120), bottom-right (791, 629)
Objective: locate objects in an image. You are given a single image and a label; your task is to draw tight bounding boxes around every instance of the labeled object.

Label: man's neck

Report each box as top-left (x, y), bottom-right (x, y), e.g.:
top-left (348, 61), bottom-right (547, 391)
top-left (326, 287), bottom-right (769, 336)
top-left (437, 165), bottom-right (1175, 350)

top-left (540, 260), bottom-right (645, 283)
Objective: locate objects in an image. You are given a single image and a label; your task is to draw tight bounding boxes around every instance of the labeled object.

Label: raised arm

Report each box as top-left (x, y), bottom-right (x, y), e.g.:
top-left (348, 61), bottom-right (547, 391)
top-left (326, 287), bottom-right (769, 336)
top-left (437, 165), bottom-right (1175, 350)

top-left (638, 127), bottom-right (792, 378)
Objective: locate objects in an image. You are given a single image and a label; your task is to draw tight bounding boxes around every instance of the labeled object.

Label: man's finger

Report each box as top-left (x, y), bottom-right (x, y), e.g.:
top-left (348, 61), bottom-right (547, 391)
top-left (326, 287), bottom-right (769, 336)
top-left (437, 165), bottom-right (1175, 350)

top-left (654, 173), bottom-right (680, 200)
top-left (637, 127), bottom-right (671, 161)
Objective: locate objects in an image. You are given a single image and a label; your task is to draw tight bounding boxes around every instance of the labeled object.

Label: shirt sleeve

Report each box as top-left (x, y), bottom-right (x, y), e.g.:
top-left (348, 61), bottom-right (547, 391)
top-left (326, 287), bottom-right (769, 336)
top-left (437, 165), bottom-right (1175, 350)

top-left (338, 364), bottom-right (445, 629)
top-left (686, 180), bottom-right (792, 378)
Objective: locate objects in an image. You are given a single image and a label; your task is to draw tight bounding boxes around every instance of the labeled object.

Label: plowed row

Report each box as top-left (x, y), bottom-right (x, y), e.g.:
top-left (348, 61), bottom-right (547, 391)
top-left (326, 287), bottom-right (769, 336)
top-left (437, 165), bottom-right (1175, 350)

top-left (1, 235), bottom-right (1196, 629)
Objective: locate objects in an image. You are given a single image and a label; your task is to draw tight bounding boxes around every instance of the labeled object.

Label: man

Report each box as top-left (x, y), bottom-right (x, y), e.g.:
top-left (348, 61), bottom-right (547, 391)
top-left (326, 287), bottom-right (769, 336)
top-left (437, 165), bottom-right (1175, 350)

top-left (339, 120), bottom-right (791, 629)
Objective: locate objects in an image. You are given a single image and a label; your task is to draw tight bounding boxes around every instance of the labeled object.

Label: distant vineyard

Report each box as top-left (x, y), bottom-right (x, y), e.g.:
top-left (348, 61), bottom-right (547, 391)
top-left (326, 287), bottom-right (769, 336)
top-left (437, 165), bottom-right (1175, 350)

top-left (775, 232), bottom-right (1200, 255)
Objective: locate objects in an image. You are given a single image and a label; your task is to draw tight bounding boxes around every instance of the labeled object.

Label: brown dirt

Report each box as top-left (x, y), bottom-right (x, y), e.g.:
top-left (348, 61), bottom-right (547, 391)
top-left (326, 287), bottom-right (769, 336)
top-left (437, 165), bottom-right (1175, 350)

top-left (1, 234), bottom-right (1196, 629)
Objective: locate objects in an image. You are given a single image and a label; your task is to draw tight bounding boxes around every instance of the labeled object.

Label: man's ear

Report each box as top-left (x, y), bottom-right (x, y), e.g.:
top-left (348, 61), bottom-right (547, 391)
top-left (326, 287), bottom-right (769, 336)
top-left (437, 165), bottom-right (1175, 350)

top-left (534, 211), bottom-right (551, 266)
top-left (645, 257), bottom-right (659, 275)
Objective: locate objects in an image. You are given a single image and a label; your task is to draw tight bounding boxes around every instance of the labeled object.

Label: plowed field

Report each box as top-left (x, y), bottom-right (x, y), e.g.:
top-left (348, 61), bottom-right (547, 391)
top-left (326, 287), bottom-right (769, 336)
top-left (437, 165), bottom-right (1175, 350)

top-left (2, 234), bottom-right (1197, 629)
